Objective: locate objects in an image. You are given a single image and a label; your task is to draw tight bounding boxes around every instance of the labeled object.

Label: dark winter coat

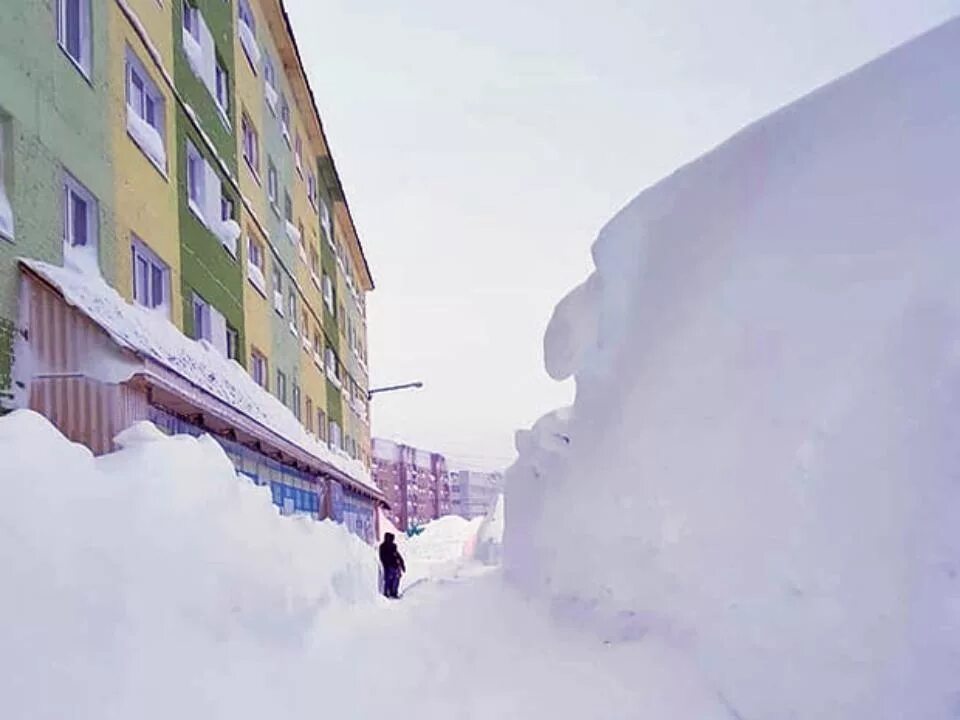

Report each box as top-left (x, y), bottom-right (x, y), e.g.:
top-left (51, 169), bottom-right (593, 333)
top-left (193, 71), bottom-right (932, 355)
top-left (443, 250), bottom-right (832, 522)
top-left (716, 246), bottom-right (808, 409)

top-left (379, 533), bottom-right (406, 572)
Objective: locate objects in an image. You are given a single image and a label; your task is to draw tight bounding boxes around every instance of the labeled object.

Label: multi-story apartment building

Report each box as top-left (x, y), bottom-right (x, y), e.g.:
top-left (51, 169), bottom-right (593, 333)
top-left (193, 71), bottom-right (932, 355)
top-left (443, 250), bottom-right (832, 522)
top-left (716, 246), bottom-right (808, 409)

top-left (0, 0), bottom-right (382, 542)
top-left (372, 438), bottom-right (452, 531)
top-left (450, 470), bottom-right (503, 520)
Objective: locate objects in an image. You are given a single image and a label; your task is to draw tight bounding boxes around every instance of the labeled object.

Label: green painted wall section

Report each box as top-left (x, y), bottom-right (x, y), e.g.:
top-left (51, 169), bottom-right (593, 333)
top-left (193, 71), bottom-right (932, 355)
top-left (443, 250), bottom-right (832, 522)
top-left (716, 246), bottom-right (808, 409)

top-left (0, 0), bottom-right (114, 389)
top-left (172, 0), bottom-right (237, 169)
top-left (173, 0), bottom-right (244, 361)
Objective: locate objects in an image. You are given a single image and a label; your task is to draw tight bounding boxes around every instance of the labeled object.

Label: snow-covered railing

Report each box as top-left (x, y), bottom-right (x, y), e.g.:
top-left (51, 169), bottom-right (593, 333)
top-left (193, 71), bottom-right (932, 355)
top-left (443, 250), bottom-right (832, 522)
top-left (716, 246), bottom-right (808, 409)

top-left (247, 262), bottom-right (266, 296)
top-left (238, 20), bottom-right (260, 70)
top-left (126, 105), bottom-right (166, 172)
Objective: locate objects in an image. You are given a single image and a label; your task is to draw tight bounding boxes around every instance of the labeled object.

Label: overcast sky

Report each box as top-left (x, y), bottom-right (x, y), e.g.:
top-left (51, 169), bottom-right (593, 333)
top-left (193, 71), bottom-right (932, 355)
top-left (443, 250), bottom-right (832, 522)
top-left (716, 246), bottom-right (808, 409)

top-left (284, 0), bottom-right (959, 469)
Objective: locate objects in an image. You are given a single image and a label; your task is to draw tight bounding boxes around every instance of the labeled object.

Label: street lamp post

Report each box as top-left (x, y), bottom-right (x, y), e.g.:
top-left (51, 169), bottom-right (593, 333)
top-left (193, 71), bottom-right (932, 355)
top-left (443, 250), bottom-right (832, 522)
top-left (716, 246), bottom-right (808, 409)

top-left (367, 381), bottom-right (423, 401)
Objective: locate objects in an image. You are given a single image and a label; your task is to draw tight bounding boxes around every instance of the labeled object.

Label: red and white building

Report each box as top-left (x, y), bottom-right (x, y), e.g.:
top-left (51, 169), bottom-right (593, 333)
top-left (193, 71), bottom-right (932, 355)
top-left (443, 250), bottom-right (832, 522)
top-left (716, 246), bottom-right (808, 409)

top-left (372, 438), bottom-right (451, 531)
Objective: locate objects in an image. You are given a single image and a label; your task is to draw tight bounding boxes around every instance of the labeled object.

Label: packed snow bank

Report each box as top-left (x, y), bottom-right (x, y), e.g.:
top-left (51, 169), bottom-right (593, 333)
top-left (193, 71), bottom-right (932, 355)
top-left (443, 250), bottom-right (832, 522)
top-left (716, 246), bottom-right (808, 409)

top-left (0, 410), bottom-right (379, 718)
top-left (506, 17), bottom-right (960, 720)
top-left (398, 515), bottom-right (484, 590)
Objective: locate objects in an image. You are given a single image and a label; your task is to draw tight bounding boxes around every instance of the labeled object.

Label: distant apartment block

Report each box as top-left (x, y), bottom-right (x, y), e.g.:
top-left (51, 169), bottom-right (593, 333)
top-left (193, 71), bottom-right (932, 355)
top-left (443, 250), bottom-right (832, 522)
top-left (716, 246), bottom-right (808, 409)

top-left (372, 438), bottom-right (451, 531)
top-left (450, 469), bottom-right (503, 519)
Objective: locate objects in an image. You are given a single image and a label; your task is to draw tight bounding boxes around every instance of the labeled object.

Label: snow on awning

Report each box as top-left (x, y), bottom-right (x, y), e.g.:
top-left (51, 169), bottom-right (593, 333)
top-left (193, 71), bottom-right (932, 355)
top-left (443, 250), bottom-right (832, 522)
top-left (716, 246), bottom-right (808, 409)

top-left (19, 259), bottom-right (381, 496)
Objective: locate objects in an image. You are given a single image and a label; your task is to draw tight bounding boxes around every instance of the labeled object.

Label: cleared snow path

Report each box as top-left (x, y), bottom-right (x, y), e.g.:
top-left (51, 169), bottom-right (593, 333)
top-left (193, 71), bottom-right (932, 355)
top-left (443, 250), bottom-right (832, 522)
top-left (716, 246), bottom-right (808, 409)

top-left (331, 569), bottom-right (731, 720)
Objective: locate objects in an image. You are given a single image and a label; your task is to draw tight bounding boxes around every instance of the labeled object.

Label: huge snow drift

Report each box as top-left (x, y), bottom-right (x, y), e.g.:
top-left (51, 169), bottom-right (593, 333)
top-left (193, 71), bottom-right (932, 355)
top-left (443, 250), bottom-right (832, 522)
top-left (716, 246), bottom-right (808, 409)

top-left (505, 17), bottom-right (960, 720)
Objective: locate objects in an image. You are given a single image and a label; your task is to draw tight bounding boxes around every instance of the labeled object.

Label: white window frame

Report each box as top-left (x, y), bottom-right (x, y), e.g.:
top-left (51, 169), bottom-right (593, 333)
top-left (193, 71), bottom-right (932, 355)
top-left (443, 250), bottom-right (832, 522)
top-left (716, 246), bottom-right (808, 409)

top-left (251, 349), bottom-right (268, 388)
top-left (320, 196), bottom-right (333, 247)
top-left (241, 113), bottom-right (259, 180)
top-left (63, 172), bottom-right (98, 255)
top-left (215, 59), bottom-right (230, 121)
top-left (57, 0), bottom-right (92, 79)
top-left (192, 292), bottom-right (211, 342)
top-left (0, 120), bottom-right (13, 242)
top-left (276, 369), bottom-right (287, 404)
top-left (186, 140), bottom-right (204, 220)
top-left (131, 237), bottom-right (170, 316)
top-left (125, 49), bottom-right (167, 173)
top-left (322, 273), bottom-right (333, 312)
top-left (267, 158), bottom-right (278, 209)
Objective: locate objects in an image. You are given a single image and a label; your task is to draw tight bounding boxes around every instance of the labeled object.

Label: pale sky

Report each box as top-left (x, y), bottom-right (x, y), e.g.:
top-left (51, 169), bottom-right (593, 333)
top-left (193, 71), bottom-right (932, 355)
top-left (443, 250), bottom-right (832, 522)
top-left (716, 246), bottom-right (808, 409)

top-left (284, 0), bottom-right (959, 469)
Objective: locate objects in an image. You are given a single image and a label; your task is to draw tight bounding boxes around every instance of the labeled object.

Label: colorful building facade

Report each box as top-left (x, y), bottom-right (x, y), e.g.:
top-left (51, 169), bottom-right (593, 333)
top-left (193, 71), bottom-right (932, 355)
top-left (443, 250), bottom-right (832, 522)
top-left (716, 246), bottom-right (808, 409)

top-left (372, 438), bottom-right (452, 531)
top-left (0, 0), bottom-right (381, 538)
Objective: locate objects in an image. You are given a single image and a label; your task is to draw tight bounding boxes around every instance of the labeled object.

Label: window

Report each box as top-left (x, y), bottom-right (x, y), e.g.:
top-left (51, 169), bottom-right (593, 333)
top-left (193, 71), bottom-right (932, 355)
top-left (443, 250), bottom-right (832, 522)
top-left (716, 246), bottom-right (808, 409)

top-left (0, 120), bottom-right (13, 241)
top-left (312, 331), bottom-right (322, 357)
top-left (221, 194), bottom-right (234, 223)
top-left (272, 265), bottom-right (284, 315)
top-left (276, 370), bottom-right (287, 404)
top-left (246, 233), bottom-right (266, 294)
top-left (241, 113), bottom-right (259, 177)
top-left (63, 173), bottom-right (98, 259)
top-left (126, 50), bottom-right (166, 170)
top-left (305, 397), bottom-right (313, 433)
top-left (182, 2), bottom-right (199, 40)
top-left (226, 326), bottom-right (239, 361)
top-left (322, 273), bottom-right (333, 312)
top-left (251, 348), bottom-right (268, 388)
top-left (215, 60), bottom-right (230, 118)
top-left (317, 409), bottom-right (327, 441)
top-left (131, 238), bottom-right (169, 314)
top-left (324, 347), bottom-right (335, 374)
top-left (287, 288), bottom-right (297, 320)
top-left (309, 245), bottom-right (319, 277)
top-left (329, 420), bottom-right (341, 451)
top-left (307, 172), bottom-right (317, 208)
top-left (186, 141), bottom-right (204, 213)
top-left (263, 55), bottom-right (278, 114)
top-left (292, 383), bottom-right (301, 420)
top-left (267, 158), bottom-right (278, 207)
top-left (294, 134), bottom-right (303, 175)
top-left (191, 293), bottom-right (230, 356)
top-left (280, 95), bottom-right (291, 143)
top-left (338, 303), bottom-right (345, 332)
top-left (320, 196), bottom-right (332, 244)
top-left (237, 0), bottom-right (260, 70)
top-left (284, 192), bottom-right (292, 223)
top-left (57, 0), bottom-right (92, 77)
top-left (192, 293), bottom-right (210, 341)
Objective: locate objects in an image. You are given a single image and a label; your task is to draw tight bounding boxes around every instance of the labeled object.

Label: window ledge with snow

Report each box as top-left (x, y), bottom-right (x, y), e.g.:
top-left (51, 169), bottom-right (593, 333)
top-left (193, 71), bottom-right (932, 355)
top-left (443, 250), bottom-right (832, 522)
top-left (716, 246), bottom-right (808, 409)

top-left (272, 292), bottom-right (284, 316)
top-left (301, 335), bottom-right (310, 352)
top-left (216, 219), bottom-right (241, 258)
top-left (247, 263), bottom-right (267, 297)
top-left (126, 106), bottom-right (168, 178)
top-left (284, 221), bottom-right (301, 244)
top-left (0, 187), bottom-right (14, 243)
top-left (238, 22), bottom-right (260, 72)
top-left (265, 84), bottom-right (278, 116)
top-left (244, 159), bottom-right (261, 186)
top-left (188, 199), bottom-right (205, 226)
top-left (288, 322), bottom-right (298, 338)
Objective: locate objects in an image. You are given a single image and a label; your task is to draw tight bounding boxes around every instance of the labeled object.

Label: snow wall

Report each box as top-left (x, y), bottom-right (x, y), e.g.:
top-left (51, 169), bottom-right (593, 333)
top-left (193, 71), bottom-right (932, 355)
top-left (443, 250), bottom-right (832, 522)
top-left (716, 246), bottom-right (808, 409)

top-left (504, 18), bottom-right (960, 720)
top-left (0, 411), bottom-right (379, 718)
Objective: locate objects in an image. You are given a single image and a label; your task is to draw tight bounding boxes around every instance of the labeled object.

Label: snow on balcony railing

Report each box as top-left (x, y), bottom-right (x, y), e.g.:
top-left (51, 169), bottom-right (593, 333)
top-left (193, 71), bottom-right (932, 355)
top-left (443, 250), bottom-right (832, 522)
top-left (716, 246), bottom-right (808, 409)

top-left (265, 83), bottom-right (278, 116)
top-left (126, 106), bottom-right (167, 172)
top-left (0, 182), bottom-right (14, 241)
top-left (247, 262), bottom-right (266, 296)
top-left (238, 20), bottom-right (260, 70)
top-left (284, 220), bottom-right (300, 245)
top-left (215, 219), bottom-right (240, 258)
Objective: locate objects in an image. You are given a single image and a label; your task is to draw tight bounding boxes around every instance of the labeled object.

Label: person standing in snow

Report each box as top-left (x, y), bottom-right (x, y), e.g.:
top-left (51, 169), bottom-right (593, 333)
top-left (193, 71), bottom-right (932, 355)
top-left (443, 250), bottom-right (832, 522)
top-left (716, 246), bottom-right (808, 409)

top-left (379, 532), bottom-right (406, 599)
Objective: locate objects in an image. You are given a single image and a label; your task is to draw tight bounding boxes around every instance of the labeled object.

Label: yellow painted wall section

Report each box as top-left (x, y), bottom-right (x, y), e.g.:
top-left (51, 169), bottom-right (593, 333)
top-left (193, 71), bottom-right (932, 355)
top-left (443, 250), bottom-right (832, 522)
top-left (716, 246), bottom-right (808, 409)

top-left (109, 0), bottom-right (183, 327)
top-left (233, 0), bottom-right (266, 222)
top-left (241, 218), bottom-right (273, 378)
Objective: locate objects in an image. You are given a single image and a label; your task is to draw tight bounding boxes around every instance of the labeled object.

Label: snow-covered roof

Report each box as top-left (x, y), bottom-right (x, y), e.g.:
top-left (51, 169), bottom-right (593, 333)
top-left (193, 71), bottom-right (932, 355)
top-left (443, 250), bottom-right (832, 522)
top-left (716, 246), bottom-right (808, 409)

top-left (372, 438), bottom-right (400, 463)
top-left (21, 259), bottom-right (377, 492)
